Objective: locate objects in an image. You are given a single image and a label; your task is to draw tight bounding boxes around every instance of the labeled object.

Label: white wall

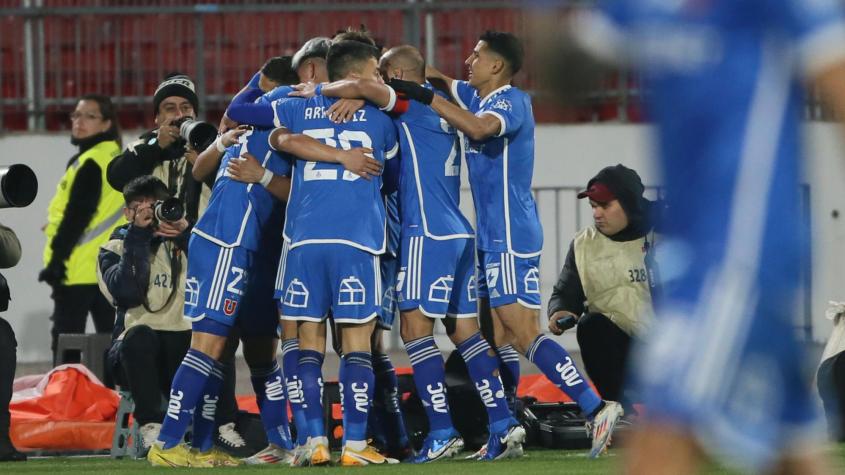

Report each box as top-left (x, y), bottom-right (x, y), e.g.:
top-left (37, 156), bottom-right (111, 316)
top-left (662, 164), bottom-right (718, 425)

top-left (1, 124), bottom-right (841, 362)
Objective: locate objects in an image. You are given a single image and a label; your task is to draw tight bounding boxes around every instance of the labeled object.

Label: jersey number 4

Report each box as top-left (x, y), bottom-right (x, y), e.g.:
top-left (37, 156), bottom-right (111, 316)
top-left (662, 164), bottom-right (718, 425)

top-left (301, 128), bottom-right (373, 182)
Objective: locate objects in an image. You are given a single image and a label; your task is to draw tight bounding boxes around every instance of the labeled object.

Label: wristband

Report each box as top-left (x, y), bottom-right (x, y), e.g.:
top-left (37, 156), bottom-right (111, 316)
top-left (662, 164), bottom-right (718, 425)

top-left (214, 136), bottom-right (226, 153)
top-left (259, 168), bottom-right (274, 187)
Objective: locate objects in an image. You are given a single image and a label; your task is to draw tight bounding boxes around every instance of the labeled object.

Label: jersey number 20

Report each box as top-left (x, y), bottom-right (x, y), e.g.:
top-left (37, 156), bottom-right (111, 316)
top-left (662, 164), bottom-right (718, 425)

top-left (301, 128), bottom-right (373, 182)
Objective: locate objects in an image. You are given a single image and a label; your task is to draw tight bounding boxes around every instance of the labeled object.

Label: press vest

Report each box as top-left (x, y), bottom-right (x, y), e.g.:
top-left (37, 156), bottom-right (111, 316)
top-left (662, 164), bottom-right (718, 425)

top-left (573, 226), bottom-right (654, 336)
top-left (97, 237), bottom-right (190, 338)
top-left (43, 140), bottom-right (124, 285)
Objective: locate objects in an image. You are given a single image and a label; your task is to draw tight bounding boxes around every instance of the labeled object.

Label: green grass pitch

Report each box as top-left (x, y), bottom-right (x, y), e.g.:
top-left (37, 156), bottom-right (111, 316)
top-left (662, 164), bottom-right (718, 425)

top-left (3, 446), bottom-right (844, 475)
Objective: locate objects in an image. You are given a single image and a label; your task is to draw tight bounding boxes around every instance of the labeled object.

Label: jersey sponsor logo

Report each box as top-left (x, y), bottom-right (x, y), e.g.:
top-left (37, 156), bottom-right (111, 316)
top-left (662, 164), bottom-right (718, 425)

top-left (284, 279), bottom-right (309, 308)
top-left (475, 379), bottom-right (498, 408)
top-left (524, 267), bottom-right (540, 294)
top-left (426, 382), bottom-right (449, 414)
top-left (351, 382), bottom-right (370, 413)
top-left (200, 395), bottom-right (219, 421)
top-left (485, 264), bottom-right (500, 290)
top-left (338, 276), bottom-right (366, 305)
top-left (166, 389), bottom-right (184, 420)
top-left (555, 356), bottom-right (584, 387)
top-left (185, 277), bottom-right (200, 307)
top-left (428, 275), bottom-right (454, 303)
top-left (265, 375), bottom-right (286, 402)
top-left (223, 298), bottom-right (237, 316)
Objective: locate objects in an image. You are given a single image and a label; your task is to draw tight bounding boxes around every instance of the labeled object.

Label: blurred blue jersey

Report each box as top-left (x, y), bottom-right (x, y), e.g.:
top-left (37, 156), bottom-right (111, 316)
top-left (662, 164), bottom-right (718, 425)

top-left (272, 95), bottom-right (399, 254)
top-left (451, 81), bottom-right (542, 257)
top-left (592, 0), bottom-right (845, 469)
top-left (395, 85), bottom-right (474, 240)
top-left (193, 128), bottom-right (291, 251)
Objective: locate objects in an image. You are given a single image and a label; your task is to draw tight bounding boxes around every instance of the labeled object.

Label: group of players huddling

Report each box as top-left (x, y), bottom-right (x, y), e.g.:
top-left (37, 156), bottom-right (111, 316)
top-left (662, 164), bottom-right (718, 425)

top-left (146, 28), bottom-right (624, 468)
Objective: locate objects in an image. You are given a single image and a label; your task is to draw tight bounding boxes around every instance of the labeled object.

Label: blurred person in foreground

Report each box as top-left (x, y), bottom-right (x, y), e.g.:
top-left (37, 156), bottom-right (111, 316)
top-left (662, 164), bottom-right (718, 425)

top-left (0, 223), bottom-right (24, 461)
top-left (533, 0), bottom-right (845, 473)
top-left (97, 176), bottom-right (192, 456)
top-left (40, 94), bottom-right (123, 365)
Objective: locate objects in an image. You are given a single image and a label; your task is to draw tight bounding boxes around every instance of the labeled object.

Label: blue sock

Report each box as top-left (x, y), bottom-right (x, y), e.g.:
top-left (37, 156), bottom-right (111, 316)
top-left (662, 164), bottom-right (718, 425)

top-left (191, 360), bottom-right (225, 452)
top-left (405, 336), bottom-right (454, 436)
top-left (341, 352), bottom-right (374, 445)
top-left (373, 352), bottom-right (410, 449)
top-left (299, 349), bottom-right (325, 440)
top-left (282, 339), bottom-right (309, 446)
top-left (457, 333), bottom-right (513, 434)
top-left (158, 349), bottom-right (216, 449)
top-left (250, 361), bottom-right (294, 450)
top-left (497, 344), bottom-right (521, 405)
top-left (525, 335), bottom-right (601, 416)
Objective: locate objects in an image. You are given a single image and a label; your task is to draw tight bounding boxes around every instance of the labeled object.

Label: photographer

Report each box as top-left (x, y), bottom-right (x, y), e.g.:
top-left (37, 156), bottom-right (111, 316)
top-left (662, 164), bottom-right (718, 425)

top-left (97, 175), bottom-right (193, 453)
top-left (547, 164), bottom-right (655, 410)
top-left (0, 223), bottom-right (24, 461)
top-left (40, 94), bottom-right (124, 365)
top-left (106, 74), bottom-right (207, 224)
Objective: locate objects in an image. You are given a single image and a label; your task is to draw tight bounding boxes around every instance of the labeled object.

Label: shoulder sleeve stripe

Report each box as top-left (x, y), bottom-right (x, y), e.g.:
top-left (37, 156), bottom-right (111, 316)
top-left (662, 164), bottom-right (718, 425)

top-left (480, 110), bottom-right (507, 137)
top-left (386, 142), bottom-right (400, 160)
top-left (451, 80), bottom-right (469, 110)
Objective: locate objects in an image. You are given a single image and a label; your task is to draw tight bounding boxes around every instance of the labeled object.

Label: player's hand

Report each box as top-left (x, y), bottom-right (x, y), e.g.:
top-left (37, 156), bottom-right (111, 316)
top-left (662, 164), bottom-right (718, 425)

top-left (155, 217), bottom-right (189, 238)
top-left (548, 310), bottom-right (578, 335)
top-left (157, 120), bottom-right (179, 149)
top-left (327, 99), bottom-right (365, 123)
top-left (337, 147), bottom-right (380, 180)
top-left (184, 146), bottom-right (198, 165)
top-left (218, 113), bottom-right (239, 133)
top-left (227, 152), bottom-right (265, 183)
top-left (130, 203), bottom-right (155, 228)
top-left (290, 82), bottom-right (319, 99)
top-left (389, 78), bottom-right (434, 105)
top-left (221, 125), bottom-right (250, 148)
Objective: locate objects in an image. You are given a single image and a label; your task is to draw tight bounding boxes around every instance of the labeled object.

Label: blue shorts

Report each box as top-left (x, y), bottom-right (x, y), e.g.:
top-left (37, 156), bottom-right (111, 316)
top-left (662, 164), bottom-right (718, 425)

top-left (476, 250), bottom-right (541, 310)
top-left (184, 234), bottom-right (251, 328)
top-left (276, 243), bottom-right (381, 324)
top-left (378, 254), bottom-right (399, 330)
top-left (397, 235), bottom-right (477, 318)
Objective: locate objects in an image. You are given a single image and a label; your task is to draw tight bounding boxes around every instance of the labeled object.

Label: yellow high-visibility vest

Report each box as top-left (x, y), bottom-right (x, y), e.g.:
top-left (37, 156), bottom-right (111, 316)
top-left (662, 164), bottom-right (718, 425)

top-left (43, 140), bottom-right (124, 285)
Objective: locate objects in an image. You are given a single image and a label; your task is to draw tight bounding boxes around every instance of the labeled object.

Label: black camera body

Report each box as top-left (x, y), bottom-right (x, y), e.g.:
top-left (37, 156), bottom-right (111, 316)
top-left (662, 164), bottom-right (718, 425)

top-left (153, 197), bottom-right (185, 224)
top-left (171, 117), bottom-right (217, 152)
top-left (0, 164), bottom-right (38, 209)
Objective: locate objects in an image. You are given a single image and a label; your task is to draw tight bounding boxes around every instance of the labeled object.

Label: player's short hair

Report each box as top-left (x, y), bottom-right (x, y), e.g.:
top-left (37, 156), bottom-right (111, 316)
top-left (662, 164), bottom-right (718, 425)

top-left (333, 25), bottom-right (376, 47)
top-left (383, 45), bottom-right (425, 78)
top-left (292, 37), bottom-right (332, 70)
top-left (261, 56), bottom-right (299, 86)
top-left (479, 30), bottom-right (524, 75)
top-left (326, 40), bottom-right (380, 82)
top-left (123, 175), bottom-right (169, 205)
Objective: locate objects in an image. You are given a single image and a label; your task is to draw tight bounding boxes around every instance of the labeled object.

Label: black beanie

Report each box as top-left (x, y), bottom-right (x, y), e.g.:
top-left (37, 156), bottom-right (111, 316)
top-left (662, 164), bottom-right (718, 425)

top-left (153, 73), bottom-right (199, 116)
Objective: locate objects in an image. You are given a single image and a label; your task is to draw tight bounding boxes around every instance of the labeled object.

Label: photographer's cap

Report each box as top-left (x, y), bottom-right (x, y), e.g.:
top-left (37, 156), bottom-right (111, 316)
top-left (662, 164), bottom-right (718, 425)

top-left (292, 37), bottom-right (332, 70)
top-left (153, 73), bottom-right (199, 116)
top-left (577, 182), bottom-right (616, 203)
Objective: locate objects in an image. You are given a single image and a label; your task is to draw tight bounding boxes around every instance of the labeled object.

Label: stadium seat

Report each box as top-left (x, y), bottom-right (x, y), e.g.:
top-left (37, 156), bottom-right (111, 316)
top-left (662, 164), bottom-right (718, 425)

top-left (55, 333), bottom-right (111, 383)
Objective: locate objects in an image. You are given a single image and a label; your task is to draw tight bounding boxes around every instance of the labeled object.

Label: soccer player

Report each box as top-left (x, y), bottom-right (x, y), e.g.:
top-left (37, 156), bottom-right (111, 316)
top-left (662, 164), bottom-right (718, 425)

top-left (390, 30), bottom-right (623, 458)
top-left (146, 91), bottom-right (377, 469)
top-left (270, 40), bottom-right (401, 466)
top-left (293, 44), bottom-right (526, 461)
top-left (553, 1), bottom-right (845, 473)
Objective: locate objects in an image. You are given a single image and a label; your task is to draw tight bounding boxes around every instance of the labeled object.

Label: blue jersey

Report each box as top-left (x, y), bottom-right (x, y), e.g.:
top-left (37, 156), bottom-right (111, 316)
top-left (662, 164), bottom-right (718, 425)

top-left (451, 81), bottom-right (542, 257)
top-left (272, 95), bottom-right (399, 254)
top-left (259, 85), bottom-right (294, 104)
top-left (384, 191), bottom-right (400, 258)
top-left (395, 85), bottom-right (474, 240)
top-left (193, 128), bottom-right (291, 251)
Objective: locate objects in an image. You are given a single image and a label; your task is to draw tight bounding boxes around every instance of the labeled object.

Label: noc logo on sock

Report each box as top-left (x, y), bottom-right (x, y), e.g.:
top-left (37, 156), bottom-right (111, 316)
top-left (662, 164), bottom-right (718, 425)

top-left (201, 395), bottom-right (219, 421)
top-left (475, 379), bottom-right (497, 408)
top-left (352, 383), bottom-right (370, 413)
top-left (286, 377), bottom-right (304, 404)
top-left (265, 376), bottom-right (286, 401)
top-left (426, 382), bottom-right (449, 414)
top-left (166, 389), bottom-right (184, 420)
top-left (555, 357), bottom-right (584, 387)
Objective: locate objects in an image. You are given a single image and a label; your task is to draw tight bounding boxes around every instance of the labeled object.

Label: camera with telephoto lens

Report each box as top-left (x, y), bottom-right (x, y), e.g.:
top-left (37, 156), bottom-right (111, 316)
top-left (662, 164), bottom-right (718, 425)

top-left (153, 197), bottom-right (185, 224)
top-left (0, 164), bottom-right (38, 209)
top-left (171, 116), bottom-right (217, 152)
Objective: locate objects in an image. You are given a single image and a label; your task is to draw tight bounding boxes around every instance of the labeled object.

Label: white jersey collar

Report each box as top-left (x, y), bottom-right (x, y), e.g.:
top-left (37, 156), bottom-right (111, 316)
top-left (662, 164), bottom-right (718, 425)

top-left (479, 84), bottom-right (512, 108)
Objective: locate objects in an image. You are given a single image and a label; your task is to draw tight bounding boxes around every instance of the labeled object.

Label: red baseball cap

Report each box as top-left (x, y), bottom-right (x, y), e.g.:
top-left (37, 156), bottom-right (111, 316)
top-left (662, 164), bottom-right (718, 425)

top-left (577, 182), bottom-right (616, 203)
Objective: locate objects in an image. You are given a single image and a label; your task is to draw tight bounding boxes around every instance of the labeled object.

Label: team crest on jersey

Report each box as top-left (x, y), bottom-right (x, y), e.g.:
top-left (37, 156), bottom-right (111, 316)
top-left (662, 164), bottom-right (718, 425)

top-left (185, 277), bottom-right (200, 307)
top-left (491, 98), bottom-right (512, 112)
top-left (223, 298), bottom-right (237, 316)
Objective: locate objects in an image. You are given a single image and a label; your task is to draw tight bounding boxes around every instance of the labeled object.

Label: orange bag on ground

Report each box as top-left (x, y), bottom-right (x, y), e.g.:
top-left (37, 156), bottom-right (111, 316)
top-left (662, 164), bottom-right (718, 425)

top-left (10, 364), bottom-right (119, 451)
